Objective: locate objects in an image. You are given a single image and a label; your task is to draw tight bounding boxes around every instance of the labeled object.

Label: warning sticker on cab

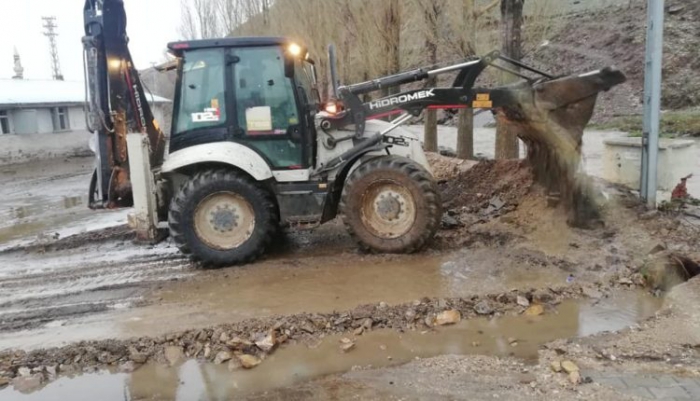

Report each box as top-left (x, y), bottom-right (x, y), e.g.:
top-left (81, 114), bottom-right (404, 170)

top-left (192, 108), bottom-right (220, 122)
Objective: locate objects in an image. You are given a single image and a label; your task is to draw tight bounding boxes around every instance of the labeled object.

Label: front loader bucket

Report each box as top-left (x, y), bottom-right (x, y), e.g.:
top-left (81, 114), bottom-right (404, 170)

top-left (495, 67), bottom-right (626, 227)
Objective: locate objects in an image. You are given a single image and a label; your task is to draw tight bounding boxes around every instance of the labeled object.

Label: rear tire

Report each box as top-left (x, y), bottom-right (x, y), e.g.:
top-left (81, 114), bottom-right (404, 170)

top-left (168, 169), bottom-right (278, 267)
top-left (340, 156), bottom-right (441, 253)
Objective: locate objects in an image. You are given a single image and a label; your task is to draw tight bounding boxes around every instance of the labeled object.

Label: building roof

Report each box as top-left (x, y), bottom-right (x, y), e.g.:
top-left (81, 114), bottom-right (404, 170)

top-left (0, 79), bottom-right (170, 107)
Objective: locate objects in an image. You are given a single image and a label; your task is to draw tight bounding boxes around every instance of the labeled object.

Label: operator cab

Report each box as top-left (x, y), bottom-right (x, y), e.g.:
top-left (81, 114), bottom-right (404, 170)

top-left (167, 37), bottom-right (320, 171)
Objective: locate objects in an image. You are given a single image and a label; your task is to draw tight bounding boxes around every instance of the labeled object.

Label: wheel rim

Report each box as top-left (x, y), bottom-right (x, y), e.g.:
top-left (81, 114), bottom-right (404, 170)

top-left (193, 192), bottom-right (255, 250)
top-left (360, 180), bottom-right (417, 239)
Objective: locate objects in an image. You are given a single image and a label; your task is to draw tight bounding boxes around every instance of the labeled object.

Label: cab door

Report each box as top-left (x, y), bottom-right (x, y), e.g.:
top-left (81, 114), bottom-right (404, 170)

top-left (230, 46), bottom-right (307, 171)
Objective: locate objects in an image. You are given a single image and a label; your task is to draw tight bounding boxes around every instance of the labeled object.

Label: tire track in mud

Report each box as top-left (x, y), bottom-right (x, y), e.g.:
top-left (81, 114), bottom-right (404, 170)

top-left (0, 240), bottom-right (194, 332)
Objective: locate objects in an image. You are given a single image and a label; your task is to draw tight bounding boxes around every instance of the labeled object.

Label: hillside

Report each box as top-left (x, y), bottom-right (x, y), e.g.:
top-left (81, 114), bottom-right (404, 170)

top-left (529, 0), bottom-right (700, 122)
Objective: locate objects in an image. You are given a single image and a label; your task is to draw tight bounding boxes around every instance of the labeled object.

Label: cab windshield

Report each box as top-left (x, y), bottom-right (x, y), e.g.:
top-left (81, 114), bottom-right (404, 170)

top-left (175, 48), bottom-right (227, 135)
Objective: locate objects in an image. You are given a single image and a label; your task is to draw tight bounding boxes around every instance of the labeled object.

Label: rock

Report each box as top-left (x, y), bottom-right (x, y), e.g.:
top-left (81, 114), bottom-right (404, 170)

top-left (508, 337), bottom-right (517, 344)
top-left (45, 365), bottom-right (57, 377)
top-left (404, 309), bottom-right (417, 322)
top-left (490, 196), bottom-right (506, 211)
top-left (532, 289), bottom-right (554, 304)
top-left (130, 352), bottom-right (148, 364)
top-left (255, 333), bottom-right (277, 353)
top-left (438, 146), bottom-right (457, 158)
top-left (354, 327), bottom-right (364, 336)
top-left (237, 354), bottom-right (261, 369)
top-left (219, 332), bottom-right (230, 343)
top-left (362, 318), bottom-right (373, 330)
top-left (524, 304), bottom-right (544, 316)
top-left (214, 351), bottom-right (232, 365)
top-left (618, 277), bottom-right (633, 285)
top-left (12, 374), bottom-right (43, 393)
top-left (561, 360), bottom-right (579, 374)
top-left (203, 344), bottom-right (212, 359)
top-left (569, 371), bottom-right (582, 385)
top-left (435, 310), bottom-right (461, 326)
top-left (118, 361), bottom-right (139, 373)
top-left (227, 337), bottom-right (253, 349)
top-left (228, 358), bottom-right (242, 371)
top-left (516, 296), bottom-right (530, 307)
top-left (0, 377), bottom-right (9, 388)
top-left (649, 243), bottom-right (667, 254)
top-left (340, 342), bottom-right (356, 353)
top-left (379, 301), bottom-right (388, 309)
top-left (668, 5), bottom-right (685, 14)
top-left (474, 300), bottom-right (493, 315)
top-left (301, 322), bottom-right (317, 334)
top-left (582, 286), bottom-right (602, 299)
top-left (550, 361), bottom-right (562, 373)
top-left (441, 214), bottom-right (462, 229)
top-left (424, 315), bottom-right (434, 327)
top-left (17, 367), bottom-right (31, 377)
top-left (164, 346), bottom-right (184, 366)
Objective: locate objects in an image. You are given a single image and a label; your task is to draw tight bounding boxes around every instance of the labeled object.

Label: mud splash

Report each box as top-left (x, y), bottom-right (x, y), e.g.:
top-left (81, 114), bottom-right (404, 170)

top-left (0, 291), bottom-right (661, 400)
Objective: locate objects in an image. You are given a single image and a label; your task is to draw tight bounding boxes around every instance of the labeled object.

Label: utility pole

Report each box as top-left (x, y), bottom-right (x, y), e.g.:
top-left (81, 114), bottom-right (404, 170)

top-left (640, 0), bottom-right (664, 207)
top-left (42, 16), bottom-right (64, 81)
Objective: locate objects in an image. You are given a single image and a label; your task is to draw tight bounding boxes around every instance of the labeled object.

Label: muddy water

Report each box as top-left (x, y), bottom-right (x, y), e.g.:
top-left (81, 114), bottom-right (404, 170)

top-left (0, 157), bottom-right (127, 249)
top-left (114, 248), bottom-right (567, 341)
top-left (0, 291), bottom-right (662, 400)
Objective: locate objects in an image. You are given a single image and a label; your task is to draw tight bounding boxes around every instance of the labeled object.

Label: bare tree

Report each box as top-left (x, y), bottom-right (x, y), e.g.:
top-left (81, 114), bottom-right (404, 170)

top-left (457, 0), bottom-right (500, 160)
top-left (495, 0), bottom-right (524, 160)
top-left (415, 0), bottom-right (444, 152)
top-left (179, 0), bottom-right (223, 39)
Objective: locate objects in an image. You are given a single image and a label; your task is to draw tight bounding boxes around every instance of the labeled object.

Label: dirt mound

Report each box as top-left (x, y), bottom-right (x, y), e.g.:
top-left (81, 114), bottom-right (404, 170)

top-left (439, 160), bottom-right (534, 213)
top-left (425, 152), bottom-right (477, 182)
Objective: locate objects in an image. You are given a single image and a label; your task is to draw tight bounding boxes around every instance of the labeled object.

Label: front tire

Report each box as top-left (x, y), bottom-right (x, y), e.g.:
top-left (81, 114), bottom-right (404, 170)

top-left (168, 169), bottom-right (278, 267)
top-left (340, 156), bottom-right (441, 253)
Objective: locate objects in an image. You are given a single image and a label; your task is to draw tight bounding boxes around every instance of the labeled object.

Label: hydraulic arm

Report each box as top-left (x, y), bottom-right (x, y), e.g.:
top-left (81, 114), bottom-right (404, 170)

top-left (83, 0), bottom-right (166, 209)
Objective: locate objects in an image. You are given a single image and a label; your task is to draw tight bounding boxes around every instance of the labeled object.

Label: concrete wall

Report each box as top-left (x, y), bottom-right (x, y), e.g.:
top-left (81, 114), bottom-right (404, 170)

top-left (602, 138), bottom-right (697, 191)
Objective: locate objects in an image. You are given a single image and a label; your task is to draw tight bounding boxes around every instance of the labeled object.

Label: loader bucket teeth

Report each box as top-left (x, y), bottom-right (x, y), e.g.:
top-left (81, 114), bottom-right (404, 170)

top-left (496, 68), bottom-right (627, 228)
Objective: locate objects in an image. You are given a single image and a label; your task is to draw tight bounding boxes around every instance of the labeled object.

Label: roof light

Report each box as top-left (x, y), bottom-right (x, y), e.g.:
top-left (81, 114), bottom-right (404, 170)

top-left (288, 43), bottom-right (302, 57)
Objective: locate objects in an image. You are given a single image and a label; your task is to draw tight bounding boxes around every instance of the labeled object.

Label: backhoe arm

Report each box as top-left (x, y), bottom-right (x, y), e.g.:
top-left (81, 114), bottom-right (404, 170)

top-left (83, 0), bottom-right (166, 209)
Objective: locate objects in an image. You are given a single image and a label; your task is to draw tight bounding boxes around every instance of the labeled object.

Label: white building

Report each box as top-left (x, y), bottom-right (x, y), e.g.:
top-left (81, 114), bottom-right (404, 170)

top-left (0, 79), bottom-right (170, 165)
top-left (0, 79), bottom-right (169, 135)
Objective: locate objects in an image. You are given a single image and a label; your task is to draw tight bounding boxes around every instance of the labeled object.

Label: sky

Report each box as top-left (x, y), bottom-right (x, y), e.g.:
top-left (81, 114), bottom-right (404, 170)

top-left (0, 0), bottom-right (182, 81)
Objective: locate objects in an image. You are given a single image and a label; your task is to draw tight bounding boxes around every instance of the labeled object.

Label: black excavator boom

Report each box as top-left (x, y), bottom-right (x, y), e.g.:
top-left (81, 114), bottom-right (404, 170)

top-left (83, 0), bottom-right (166, 209)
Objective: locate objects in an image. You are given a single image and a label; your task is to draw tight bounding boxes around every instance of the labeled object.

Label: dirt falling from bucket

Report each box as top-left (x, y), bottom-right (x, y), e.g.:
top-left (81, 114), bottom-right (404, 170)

top-left (496, 67), bottom-right (627, 228)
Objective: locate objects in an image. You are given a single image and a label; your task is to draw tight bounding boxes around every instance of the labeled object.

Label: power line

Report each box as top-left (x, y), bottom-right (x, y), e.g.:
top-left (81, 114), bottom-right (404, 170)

top-left (42, 16), bottom-right (64, 81)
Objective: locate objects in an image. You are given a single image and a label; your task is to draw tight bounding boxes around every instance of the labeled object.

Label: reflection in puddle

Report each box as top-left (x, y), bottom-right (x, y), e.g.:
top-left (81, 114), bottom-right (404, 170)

top-left (1, 291), bottom-right (662, 401)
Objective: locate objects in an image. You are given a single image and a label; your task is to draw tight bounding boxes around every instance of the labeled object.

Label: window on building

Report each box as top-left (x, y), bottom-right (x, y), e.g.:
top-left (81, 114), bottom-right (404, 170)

top-left (0, 110), bottom-right (10, 134)
top-left (52, 107), bottom-right (70, 131)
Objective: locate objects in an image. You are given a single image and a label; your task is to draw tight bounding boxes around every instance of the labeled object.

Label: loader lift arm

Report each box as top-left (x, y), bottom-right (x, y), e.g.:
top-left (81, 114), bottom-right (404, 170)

top-left (83, 0), bottom-right (166, 209)
top-left (316, 48), bottom-right (625, 176)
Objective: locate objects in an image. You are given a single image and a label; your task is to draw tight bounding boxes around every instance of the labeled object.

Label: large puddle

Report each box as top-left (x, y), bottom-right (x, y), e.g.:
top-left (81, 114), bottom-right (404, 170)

top-left (1, 291), bottom-right (662, 400)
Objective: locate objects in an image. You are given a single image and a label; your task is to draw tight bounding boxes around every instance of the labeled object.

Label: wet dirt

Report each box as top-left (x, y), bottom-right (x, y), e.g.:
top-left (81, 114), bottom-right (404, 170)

top-left (0, 291), bottom-right (661, 400)
top-left (0, 157), bottom-right (127, 250)
top-left (0, 246), bottom-right (568, 350)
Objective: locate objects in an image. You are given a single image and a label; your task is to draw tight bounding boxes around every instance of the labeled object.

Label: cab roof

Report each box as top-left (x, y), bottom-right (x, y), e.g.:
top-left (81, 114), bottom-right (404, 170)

top-left (167, 37), bottom-right (291, 55)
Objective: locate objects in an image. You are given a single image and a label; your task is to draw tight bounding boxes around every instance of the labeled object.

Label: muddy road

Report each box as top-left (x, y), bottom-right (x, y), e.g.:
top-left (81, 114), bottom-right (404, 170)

top-left (0, 144), bottom-right (699, 399)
